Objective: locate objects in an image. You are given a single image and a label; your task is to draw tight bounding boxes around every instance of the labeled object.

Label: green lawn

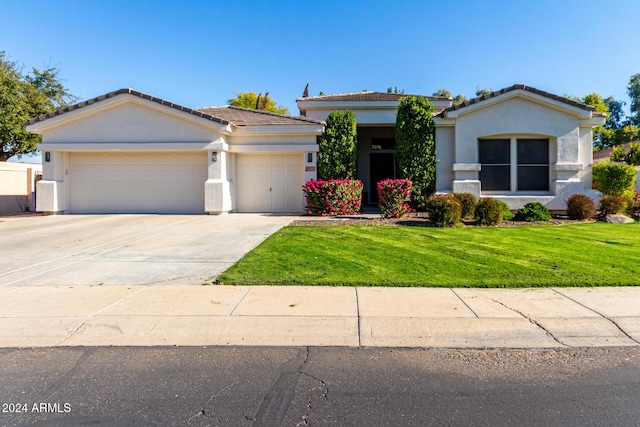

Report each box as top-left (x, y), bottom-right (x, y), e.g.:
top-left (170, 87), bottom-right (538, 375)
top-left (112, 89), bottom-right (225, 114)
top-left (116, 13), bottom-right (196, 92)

top-left (219, 222), bottom-right (640, 287)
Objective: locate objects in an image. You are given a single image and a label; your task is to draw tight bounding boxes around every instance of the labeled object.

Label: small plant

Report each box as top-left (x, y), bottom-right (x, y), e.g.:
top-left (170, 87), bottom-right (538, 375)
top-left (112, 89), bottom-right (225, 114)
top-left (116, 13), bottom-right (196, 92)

top-left (592, 161), bottom-right (637, 196)
top-left (514, 202), bottom-right (551, 222)
top-left (475, 198), bottom-right (506, 226)
top-left (599, 194), bottom-right (629, 215)
top-left (303, 179), bottom-right (363, 216)
top-left (566, 194), bottom-right (596, 220)
top-left (377, 179), bottom-right (414, 218)
top-left (453, 193), bottom-right (477, 219)
top-left (424, 194), bottom-right (462, 227)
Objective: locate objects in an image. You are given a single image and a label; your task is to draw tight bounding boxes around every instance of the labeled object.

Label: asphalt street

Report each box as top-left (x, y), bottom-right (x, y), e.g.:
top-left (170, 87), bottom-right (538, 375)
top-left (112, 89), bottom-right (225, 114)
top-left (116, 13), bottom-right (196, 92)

top-left (1, 346), bottom-right (639, 426)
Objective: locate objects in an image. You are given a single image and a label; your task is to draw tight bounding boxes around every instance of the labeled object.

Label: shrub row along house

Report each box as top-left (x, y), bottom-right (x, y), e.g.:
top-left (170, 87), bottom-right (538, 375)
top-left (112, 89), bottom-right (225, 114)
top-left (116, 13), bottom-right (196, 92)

top-left (25, 84), bottom-right (605, 214)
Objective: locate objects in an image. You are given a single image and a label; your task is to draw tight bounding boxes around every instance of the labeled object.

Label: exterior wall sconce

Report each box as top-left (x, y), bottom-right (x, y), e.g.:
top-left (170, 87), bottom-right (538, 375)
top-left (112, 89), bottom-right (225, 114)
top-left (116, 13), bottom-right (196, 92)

top-left (211, 152), bottom-right (218, 163)
top-left (45, 152), bottom-right (51, 162)
top-left (307, 152), bottom-right (313, 163)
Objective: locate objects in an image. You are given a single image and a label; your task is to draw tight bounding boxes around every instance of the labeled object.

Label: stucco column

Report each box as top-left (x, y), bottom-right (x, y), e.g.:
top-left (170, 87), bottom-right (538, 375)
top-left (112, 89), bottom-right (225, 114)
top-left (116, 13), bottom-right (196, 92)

top-left (452, 163), bottom-right (481, 197)
top-left (36, 151), bottom-right (68, 213)
top-left (204, 150), bottom-right (232, 214)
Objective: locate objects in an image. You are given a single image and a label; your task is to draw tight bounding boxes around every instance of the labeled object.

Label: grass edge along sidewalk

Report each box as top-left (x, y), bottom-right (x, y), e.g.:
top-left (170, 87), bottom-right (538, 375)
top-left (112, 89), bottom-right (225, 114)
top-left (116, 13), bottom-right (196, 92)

top-left (219, 222), bottom-right (640, 288)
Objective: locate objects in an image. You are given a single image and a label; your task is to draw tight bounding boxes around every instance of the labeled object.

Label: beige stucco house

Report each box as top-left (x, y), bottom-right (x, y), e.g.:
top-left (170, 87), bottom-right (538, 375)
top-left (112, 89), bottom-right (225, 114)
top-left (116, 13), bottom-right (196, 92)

top-left (297, 84), bottom-right (606, 210)
top-left (26, 84), bottom-right (605, 214)
top-left (26, 89), bottom-right (324, 214)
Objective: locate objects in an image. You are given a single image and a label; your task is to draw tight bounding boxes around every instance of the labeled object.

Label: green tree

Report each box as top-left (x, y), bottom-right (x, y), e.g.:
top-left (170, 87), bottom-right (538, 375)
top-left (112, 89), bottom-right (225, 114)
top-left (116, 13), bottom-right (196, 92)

top-left (317, 110), bottom-right (357, 180)
top-left (0, 52), bottom-right (75, 161)
top-left (475, 88), bottom-right (492, 97)
top-left (227, 91), bottom-right (289, 115)
top-left (432, 88), bottom-right (466, 106)
top-left (395, 96), bottom-right (436, 208)
top-left (628, 73), bottom-right (640, 126)
top-left (604, 96), bottom-right (626, 129)
top-left (386, 87), bottom-right (405, 94)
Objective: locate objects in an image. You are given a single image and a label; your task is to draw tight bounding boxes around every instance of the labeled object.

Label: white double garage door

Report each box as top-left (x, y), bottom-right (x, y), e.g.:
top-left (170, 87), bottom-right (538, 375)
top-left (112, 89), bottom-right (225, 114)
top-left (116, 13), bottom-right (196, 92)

top-left (69, 152), bottom-right (304, 214)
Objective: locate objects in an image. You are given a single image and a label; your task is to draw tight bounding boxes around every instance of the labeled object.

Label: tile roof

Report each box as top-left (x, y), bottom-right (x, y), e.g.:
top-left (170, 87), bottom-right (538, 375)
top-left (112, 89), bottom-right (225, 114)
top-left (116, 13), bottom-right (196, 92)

top-left (195, 106), bottom-right (324, 126)
top-left (296, 91), bottom-right (450, 102)
top-left (438, 84), bottom-right (597, 116)
top-left (24, 88), bottom-right (323, 128)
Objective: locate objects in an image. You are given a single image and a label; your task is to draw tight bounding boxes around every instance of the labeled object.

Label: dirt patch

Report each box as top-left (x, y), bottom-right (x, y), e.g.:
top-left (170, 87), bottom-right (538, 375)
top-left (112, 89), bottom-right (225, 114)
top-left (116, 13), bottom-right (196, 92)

top-left (292, 214), bottom-right (596, 227)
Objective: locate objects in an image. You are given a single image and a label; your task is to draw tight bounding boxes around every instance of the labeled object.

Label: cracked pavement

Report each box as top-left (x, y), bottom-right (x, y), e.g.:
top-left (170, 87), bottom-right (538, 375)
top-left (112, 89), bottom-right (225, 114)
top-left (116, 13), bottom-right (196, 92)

top-left (2, 346), bottom-right (640, 426)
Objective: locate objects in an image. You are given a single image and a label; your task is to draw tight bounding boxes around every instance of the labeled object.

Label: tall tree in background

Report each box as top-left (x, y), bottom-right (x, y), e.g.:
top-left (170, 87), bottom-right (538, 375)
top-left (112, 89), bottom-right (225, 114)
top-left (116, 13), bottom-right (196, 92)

top-left (432, 88), bottom-right (466, 106)
top-left (227, 91), bottom-right (289, 115)
top-left (628, 73), bottom-right (640, 126)
top-left (475, 88), bottom-right (492, 96)
top-left (395, 96), bottom-right (436, 208)
top-left (317, 110), bottom-right (357, 180)
top-left (0, 51), bottom-right (75, 161)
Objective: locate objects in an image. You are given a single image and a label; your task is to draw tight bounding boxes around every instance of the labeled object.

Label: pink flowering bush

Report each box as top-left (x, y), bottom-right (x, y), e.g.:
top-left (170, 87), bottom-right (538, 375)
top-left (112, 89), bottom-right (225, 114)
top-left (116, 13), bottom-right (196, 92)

top-left (377, 179), bottom-right (414, 218)
top-left (303, 179), bottom-right (363, 216)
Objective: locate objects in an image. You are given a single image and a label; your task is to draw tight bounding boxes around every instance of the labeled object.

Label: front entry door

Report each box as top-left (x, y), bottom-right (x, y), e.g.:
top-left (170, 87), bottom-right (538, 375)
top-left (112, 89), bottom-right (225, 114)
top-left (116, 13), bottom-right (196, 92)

top-left (370, 152), bottom-right (396, 203)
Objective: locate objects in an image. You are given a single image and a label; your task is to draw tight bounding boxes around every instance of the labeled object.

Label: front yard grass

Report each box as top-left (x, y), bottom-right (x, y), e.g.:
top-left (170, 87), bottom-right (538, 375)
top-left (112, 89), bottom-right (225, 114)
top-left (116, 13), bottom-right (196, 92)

top-left (219, 222), bottom-right (640, 287)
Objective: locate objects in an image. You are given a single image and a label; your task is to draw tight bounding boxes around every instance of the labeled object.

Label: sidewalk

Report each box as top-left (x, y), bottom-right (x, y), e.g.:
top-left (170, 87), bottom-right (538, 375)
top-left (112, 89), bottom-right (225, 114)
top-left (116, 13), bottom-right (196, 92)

top-left (1, 285), bottom-right (639, 348)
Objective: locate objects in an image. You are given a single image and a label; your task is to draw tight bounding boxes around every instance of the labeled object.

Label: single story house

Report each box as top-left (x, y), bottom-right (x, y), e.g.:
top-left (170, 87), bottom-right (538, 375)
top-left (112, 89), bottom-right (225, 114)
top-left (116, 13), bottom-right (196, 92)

top-left (297, 85), bottom-right (606, 210)
top-left (26, 84), bottom-right (605, 214)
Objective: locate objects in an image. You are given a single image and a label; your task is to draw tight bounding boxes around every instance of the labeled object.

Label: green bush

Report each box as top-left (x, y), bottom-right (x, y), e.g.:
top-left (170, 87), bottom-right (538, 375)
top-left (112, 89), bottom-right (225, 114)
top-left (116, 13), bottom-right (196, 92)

top-left (453, 193), bottom-right (477, 219)
top-left (593, 161), bottom-right (637, 196)
top-left (475, 198), bottom-right (506, 226)
top-left (611, 142), bottom-right (640, 166)
top-left (514, 202), bottom-right (551, 222)
top-left (424, 194), bottom-right (462, 227)
top-left (599, 194), bottom-right (629, 215)
top-left (377, 179), bottom-right (414, 218)
top-left (498, 201), bottom-right (514, 220)
top-left (566, 194), bottom-right (596, 220)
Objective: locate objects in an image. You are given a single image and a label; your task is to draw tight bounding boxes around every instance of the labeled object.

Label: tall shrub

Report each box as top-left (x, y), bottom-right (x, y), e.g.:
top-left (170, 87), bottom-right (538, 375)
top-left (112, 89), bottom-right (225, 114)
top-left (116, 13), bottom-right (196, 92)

top-left (395, 96), bottom-right (436, 209)
top-left (592, 161), bottom-right (637, 196)
top-left (317, 110), bottom-right (357, 179)
top-left (377, 179), bottom-right (413, 218)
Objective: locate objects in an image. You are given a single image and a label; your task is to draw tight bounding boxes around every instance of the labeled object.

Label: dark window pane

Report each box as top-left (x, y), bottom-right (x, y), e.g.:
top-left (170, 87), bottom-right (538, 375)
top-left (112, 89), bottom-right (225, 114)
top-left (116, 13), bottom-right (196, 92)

top-left (479, 139), bottom-right (510, 164)
top-left (517, 139), bottom-right (549, 164)
top-left (480, 166), bottom-right (510, 191)
top-left (371, 138), bottom-right (395, 150)
top-left (518, 166), bottom-right (549, 191)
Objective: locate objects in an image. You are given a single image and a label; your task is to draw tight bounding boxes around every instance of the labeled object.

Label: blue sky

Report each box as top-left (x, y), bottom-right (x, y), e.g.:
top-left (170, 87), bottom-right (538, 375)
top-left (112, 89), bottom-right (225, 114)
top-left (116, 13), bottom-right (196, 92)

top-left (2, 0), bottom-right (639, 129)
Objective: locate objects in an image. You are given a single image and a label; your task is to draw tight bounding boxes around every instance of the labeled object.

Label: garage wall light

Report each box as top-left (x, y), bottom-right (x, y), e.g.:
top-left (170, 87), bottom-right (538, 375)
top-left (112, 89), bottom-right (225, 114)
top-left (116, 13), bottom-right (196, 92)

top-left (307, 153), bottom-right (313, 163)
top-left (45, 152), bottom-right (51, 162)
top-left (211, 152), bottom-right (218, 163)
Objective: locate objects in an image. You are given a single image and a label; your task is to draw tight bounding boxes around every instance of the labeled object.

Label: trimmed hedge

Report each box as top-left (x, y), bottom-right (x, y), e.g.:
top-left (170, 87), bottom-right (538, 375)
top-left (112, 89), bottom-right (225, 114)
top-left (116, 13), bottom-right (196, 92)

top-left (453, 192), bottom-right (477, 219)
top-left (303, 179), bottom-right (363, 216)
top-left (475, 198), bottom-right (507, 226)
top-left (566, 194), bottom-right (596, 220)
top-left (425, 194), bottom-right (462, 227)
top-left (377, 179), bottom-right (414, 218)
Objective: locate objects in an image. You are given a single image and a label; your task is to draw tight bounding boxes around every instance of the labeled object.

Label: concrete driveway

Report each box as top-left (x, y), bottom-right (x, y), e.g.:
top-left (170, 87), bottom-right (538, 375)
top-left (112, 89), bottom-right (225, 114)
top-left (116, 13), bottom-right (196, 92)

top-left (0, 214), bottom-right (293, 287)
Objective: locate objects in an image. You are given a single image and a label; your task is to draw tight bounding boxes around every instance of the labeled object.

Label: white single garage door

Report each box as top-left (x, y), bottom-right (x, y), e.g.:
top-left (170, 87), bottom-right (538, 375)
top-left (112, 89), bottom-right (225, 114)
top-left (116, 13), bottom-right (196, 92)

top-left (237, 154), bottom-right (304, 212)
top-left (69, 152), bottom-right (207, 214)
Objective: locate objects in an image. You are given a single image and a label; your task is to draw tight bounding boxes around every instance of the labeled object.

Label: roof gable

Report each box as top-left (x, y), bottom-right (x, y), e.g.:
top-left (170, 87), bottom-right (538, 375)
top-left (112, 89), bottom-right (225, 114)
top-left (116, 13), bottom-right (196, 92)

top-left (438, 84), bottom-right (598, 118)
top-left (25, 88), bottom-right (323, 132)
